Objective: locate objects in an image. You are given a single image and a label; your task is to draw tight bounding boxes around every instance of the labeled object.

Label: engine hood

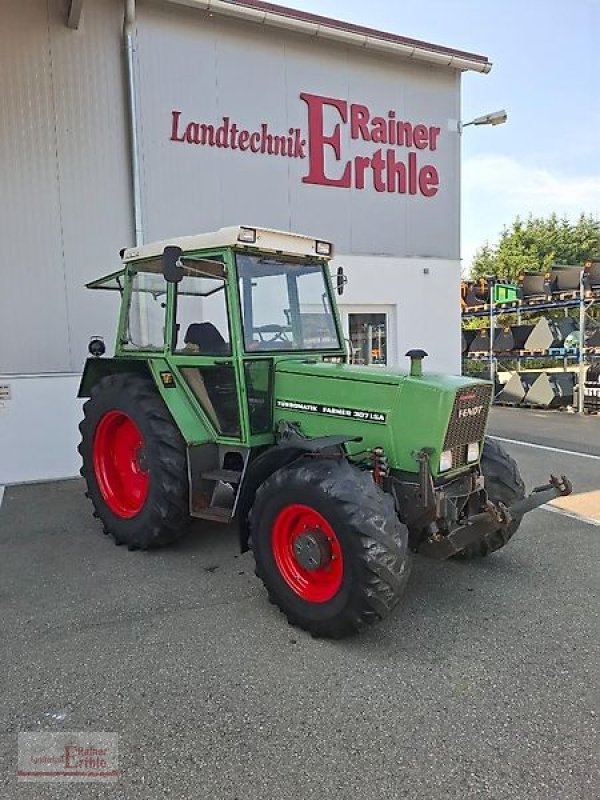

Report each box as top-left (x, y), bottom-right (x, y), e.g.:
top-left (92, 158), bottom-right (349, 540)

top-left (275, 359), bottom-right (476, 390)
top-left (273, 359), bottom-right (492, 476)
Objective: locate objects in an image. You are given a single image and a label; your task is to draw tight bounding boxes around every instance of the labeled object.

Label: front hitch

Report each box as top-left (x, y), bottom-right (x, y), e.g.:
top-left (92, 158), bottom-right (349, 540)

top-left (419, 473), bottom-right (573, 560)
top-left (507, 474), bottom-right (572, 517)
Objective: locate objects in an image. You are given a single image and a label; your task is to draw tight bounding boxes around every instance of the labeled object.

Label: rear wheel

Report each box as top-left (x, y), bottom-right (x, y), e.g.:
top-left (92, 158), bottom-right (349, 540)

top-left (458, 437), bottom-right (525, 559)
top-left (249, 459), bottom-right (410, 638)
top-left (79, 373), bottom-right (191, 549)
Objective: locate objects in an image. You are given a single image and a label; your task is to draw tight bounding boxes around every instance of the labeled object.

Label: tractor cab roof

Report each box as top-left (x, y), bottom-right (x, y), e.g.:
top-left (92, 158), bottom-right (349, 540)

top-left (121, 225), bottom-right (334, 263)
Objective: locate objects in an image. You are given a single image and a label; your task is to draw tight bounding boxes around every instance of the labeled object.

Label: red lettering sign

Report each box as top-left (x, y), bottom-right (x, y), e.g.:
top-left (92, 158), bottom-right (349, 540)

top-left (169, 93), bottom-right (442, 198)
top-left (300, 93), bottom-right (351, 188)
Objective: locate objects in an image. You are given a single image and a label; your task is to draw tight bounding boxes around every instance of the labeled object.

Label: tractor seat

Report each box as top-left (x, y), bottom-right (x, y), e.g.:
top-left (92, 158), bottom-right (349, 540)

top-left (183, 323), bottom-right (230, 355)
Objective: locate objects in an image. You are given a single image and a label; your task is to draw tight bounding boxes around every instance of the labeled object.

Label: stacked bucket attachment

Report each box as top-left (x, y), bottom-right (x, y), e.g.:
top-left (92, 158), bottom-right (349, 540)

top-left (519, 271), bottom-right (552, 302)
top-left (524, 372), bottom-right (576, 408)
top-left (461, 260), bottom-right (600, 315)
top-left (462, 260), bottom-right (600, 411)
top-left (524, 317), bottom-right (577, 354)
top-left (468, 328), bottom-right (492, 356)
top-left (461, 278), bottom-right (491, 311)
top-left (496, 371), bottom-right (541, 405)
top-left (461, 329), bottom-right (478, 356)
top-left (461, 319), bottom-right (578, 358)
top-left (585, 259), bottom-right (600, 292)
top-left (574, 364), bottom-right (600, 413)
top-left (587, 328), bottom-right (600, 350)
top-left (495, 370), bottom-right (578, 409)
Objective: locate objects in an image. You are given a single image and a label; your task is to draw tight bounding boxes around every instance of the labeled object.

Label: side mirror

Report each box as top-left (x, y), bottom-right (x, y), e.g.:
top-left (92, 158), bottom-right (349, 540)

top-left (336, 266), bottom-right (347, 296)
top-left (162, 246), bottom-right (184, 283)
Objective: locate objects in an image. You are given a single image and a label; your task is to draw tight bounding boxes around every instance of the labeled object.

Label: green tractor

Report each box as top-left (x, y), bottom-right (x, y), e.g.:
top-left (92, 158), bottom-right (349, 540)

top-left (78, 225), bottom-right (571, 638)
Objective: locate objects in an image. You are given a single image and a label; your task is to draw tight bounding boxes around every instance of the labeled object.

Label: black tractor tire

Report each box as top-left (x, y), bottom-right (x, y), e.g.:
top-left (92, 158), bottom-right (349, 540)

top-left (79, 373), bottom-right (191, 549)
top-left (248, 458), bottom-right (411, 638)
top-left (458, 436), bottom-right (526, 559)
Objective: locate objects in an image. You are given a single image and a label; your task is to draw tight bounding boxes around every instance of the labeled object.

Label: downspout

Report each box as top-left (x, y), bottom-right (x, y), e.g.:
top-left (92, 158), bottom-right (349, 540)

top-left (124, 0), bottom-right (144, 247)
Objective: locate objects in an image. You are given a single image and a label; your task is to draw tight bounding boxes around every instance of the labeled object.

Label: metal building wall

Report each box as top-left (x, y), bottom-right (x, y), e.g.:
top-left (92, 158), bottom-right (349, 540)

top-left (0, 0), bottom-right (464, 482)
top-left (135, 3), bottom-right (460, 260)
top-left (0, 0), bottom-right (132, 376)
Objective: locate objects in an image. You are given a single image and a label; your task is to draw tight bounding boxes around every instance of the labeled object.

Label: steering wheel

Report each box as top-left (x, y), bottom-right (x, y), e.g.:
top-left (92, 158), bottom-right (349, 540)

top-left (254, 324), bottom-right (291, 344)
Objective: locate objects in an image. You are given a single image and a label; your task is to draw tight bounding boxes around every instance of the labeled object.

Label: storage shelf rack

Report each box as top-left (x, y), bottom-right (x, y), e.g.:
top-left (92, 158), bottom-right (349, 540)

top-left (462, 277), bottom-right (600, 413)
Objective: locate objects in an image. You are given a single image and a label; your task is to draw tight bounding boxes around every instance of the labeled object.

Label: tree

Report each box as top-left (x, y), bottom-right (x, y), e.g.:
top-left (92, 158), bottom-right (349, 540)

top-left (470, 213), bottom-right (600, 280)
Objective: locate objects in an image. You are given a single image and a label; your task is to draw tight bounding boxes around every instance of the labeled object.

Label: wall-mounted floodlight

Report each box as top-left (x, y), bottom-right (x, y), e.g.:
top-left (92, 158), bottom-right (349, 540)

top-left (459, 109), bottom-right (507, 133)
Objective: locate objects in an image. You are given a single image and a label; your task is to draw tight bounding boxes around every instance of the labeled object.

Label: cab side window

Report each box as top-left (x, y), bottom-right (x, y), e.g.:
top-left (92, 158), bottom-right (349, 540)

top-left (123, 270), bottom-right (167, 351)
top-left (175, 261), bottom-right (230, 355)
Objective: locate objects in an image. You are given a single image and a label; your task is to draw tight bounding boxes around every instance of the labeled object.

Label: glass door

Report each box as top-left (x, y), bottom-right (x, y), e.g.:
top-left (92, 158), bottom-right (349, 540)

top-left (168, 259), bottom-right (242, 439)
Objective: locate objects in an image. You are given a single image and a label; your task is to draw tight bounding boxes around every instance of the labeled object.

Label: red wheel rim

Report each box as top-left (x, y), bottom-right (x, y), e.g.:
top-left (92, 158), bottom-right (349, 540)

top-left (271, 504), bottom-right (343, 603)
top-left (92, 410), bottom-right (149, 518)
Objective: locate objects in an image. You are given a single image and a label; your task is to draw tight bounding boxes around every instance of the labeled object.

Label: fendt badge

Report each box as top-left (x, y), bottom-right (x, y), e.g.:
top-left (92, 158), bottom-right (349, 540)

top-left (458, 405), bottom-right (484, 419)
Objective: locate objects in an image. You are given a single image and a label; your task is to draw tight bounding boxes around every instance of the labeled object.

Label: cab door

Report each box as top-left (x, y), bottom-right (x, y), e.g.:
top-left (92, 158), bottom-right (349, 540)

top-left (167, 256), bottom-right (245, 442)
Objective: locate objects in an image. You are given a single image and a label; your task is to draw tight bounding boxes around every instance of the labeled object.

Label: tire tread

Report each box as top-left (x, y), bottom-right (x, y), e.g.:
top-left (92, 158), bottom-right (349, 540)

top-left (458, 437), bottom-right (525, 559)
top-left (78, 373), bottom-right (190, 549)
top-left (249, 459), bottom-right (410, 638)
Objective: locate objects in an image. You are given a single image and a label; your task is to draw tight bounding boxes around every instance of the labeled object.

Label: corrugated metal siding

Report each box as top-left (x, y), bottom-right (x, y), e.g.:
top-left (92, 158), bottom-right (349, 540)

top-left (135, 4), bottom-right (460, 258)
top-left (0, 0), bottom-right (132, 375)
top-left (0, 0), bottom-right (71, 373)
top-left (0, 0), bottom-right (461, 378)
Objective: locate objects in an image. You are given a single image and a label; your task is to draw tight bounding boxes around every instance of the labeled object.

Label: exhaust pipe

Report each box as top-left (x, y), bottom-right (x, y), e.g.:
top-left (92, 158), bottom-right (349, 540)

top-left (405, 349), bottom-right (428, 377)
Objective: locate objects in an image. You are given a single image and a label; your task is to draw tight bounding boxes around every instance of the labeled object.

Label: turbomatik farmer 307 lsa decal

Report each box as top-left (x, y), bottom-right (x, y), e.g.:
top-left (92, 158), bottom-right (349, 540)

top-left (276, 399), bottom-right (387, 423)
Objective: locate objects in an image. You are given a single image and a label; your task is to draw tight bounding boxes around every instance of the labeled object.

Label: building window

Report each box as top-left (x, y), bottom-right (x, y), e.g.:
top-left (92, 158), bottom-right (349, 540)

top-left (348, 313), bottom-right (387, 366)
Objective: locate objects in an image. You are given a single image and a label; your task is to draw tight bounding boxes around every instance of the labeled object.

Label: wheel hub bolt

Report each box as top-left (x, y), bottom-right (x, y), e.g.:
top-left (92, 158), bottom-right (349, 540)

top-left (293, 529), bottom-right (332, 571)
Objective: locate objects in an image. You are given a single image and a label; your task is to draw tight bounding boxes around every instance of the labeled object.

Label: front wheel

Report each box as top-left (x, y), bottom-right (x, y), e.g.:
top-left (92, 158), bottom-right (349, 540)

top-left (458, 437), bottom-right (526, 559)
top-left (249, 459), bottom-right (410, 638)
top-left (79, 373), bottom-right (191, 549)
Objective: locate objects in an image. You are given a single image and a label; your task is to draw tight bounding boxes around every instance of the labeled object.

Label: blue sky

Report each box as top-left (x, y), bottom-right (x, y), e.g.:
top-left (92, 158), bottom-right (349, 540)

top-left (287, 0), bottom-right (600, 269)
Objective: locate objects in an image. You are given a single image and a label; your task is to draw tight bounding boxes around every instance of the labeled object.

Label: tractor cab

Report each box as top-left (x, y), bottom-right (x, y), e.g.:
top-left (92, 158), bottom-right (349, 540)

top-left (86, 225), bottom-right (344, 446)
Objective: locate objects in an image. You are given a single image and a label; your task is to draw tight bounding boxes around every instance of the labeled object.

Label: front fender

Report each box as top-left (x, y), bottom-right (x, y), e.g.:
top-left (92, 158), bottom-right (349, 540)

top-left (236, 430), bottom-right (356, 553)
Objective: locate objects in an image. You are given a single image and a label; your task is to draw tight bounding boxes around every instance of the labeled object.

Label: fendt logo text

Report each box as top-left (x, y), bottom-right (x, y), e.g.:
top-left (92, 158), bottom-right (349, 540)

top-left (458, 405), bottom-right (485, 419)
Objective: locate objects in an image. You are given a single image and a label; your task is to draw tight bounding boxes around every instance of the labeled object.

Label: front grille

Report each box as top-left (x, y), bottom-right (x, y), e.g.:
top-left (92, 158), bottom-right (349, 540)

top-left (443, 383), bottom-right (492, 469)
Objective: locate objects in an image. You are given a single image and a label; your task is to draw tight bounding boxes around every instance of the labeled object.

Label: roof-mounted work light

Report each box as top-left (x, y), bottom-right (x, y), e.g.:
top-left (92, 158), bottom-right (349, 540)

top-left (315, 240), bottom-right (332, 257)
top-left (238, 227), bottom-right (257, 244)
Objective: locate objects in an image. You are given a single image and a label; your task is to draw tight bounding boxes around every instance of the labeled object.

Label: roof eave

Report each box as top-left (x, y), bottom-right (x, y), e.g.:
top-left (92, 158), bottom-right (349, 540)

top-left (163, 0), bottom-right (492, 74)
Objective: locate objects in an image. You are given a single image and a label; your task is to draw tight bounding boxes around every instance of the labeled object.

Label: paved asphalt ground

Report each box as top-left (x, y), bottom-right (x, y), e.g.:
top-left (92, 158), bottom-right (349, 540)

top-left (1, 408), bottom-right (599, 799)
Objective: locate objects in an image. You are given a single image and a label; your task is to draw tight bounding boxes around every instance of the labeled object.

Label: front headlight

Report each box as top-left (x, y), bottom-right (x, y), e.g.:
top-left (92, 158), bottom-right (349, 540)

top-left (467, 442), bottom-right (480, 463)
top-left (439, 449), bottom-right (453, 472)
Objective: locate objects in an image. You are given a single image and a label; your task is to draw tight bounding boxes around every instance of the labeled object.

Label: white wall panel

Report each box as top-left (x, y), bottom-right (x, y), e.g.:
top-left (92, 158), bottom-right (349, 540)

top-left (0, 375), bottom-right (83, 484)
top-left (49, 0), bottom-right (133, 372)
top-left (0, 0), bottom-right (132, 375)
top-left (336, 255), bottom-right (462, 374)
top-left (0, 0), bottom-right (71, 374)
top-left (135, 3), bottom-right (224, 240)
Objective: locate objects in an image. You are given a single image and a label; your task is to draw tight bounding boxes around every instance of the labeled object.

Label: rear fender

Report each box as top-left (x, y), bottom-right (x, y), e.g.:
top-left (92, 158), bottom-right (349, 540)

top-left (78, 357), bottom-right (150, 397)
top-left (78, 357), bottom-right (213, 446)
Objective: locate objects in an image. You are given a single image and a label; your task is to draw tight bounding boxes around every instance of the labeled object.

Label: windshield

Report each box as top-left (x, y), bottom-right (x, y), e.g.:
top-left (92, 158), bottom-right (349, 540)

top-left (236, 254), bottom-right (341, 352)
